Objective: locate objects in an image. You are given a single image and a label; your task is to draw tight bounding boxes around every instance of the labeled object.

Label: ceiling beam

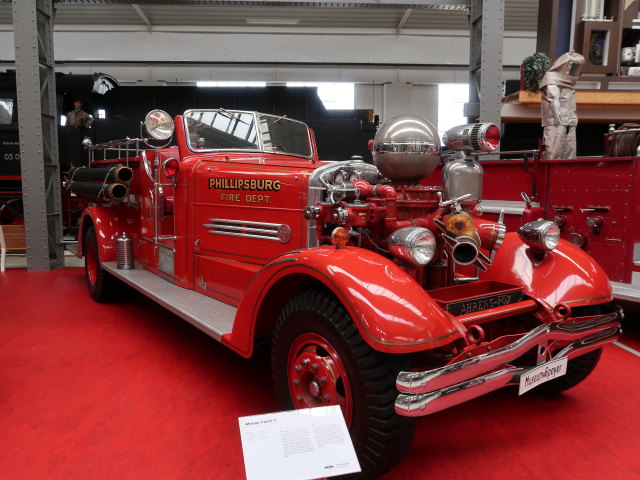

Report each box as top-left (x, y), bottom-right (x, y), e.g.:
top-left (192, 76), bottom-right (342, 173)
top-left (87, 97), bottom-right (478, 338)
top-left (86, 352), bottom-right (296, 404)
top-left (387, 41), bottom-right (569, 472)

top-left (397, 8), bottom-right (413, 30)
top-left (132, 4), bottom-right (152, 31)
top-left (53, 1), bottom-right (470, 9)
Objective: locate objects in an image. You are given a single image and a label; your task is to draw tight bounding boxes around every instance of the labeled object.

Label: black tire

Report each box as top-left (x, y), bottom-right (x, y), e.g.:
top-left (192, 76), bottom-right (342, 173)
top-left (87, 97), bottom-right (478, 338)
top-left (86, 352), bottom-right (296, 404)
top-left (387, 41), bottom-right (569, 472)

top-left (271, 290), bottom-right (415, 480)
top-left (0, 198), bottom-right (24, 224)
top-left (531, 347), bottom-right (603, 395)
top-left (84, 226), bottom-right (120, 302)
top-left (532, 305), bottom-right (604, 395)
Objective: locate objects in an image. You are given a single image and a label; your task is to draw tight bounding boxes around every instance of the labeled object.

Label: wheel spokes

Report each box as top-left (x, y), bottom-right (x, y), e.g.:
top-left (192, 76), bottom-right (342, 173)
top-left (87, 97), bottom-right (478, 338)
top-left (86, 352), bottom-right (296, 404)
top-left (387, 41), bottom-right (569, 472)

top-left (86, 246), bottom-right (97, 285)
top-left (288, 333), bottom-right (353, 425)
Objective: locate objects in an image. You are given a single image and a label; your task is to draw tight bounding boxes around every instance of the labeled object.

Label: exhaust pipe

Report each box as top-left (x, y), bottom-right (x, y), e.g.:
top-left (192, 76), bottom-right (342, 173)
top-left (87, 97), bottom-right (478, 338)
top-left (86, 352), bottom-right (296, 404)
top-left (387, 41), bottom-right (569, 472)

top-left (435, 215), bottom-right (489, 270)
top-left (69, 165), bottom-right (134, 184)
top-left (443, 235), bottom-right (479, 266)
top-left (66, 180), bottom-right (129, 202)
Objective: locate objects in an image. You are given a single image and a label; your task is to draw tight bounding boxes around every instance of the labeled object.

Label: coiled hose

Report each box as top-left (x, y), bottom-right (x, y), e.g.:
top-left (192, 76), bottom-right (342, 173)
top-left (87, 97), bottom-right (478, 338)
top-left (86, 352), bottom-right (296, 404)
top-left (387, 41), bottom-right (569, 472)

top-left (611, 123), bottom-right (640, 157)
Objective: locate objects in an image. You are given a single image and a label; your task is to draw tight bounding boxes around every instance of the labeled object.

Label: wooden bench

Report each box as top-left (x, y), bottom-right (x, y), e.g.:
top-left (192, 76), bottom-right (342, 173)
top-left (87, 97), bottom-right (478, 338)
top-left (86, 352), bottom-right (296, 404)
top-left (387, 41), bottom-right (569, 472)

top-left (0, 224), bottom-right (26, 272)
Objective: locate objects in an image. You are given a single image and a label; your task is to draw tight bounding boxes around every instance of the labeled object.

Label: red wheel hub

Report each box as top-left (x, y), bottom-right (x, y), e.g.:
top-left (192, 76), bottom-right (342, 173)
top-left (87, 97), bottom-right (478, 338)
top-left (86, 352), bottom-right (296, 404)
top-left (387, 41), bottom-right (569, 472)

top-left (86, 244), bottom-right (98, 286)
top-left (287, 332), bottom-right (353, 426)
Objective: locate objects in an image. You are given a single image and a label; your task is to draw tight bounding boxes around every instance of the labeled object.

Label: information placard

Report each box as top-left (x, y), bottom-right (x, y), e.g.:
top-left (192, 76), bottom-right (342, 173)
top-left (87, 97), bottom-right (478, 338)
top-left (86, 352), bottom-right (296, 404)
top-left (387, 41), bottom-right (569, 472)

top-left (238, 406), bottom-right (360, 480)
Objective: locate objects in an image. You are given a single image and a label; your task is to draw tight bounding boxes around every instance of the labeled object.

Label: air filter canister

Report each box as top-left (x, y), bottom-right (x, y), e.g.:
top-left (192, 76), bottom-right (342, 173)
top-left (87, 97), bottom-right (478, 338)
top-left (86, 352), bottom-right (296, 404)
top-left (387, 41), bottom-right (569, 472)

top-left (116, 233), bottom-right (134, 270)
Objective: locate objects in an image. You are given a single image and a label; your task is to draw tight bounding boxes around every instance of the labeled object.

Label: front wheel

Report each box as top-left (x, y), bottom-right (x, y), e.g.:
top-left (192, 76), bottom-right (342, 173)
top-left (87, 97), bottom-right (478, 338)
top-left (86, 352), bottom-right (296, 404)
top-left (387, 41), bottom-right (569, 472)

top-left (532, 305), bottom-right (604, 395)
top-left (84, 226), bottom-right (120, 302)
top-left (271, 290), bottom-right (415, 480)
top-left (531, 348), bottom-right (603, 395)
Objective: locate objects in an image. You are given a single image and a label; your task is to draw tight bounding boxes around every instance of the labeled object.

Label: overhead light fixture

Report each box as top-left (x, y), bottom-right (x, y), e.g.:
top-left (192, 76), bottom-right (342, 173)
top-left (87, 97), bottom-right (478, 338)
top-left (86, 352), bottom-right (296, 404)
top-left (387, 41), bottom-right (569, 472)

top-left (196, 81), bottom-right (267, 88)
top-left (246, 18), bottom-right (300, 25)
top-left (286, 82), bottom-right (355, 110)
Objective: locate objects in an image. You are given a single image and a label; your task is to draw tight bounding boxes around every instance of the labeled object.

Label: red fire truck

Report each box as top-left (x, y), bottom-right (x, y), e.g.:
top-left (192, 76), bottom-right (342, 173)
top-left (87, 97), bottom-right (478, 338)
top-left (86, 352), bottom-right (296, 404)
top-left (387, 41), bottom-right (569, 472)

top-left (465, 124), bottom-right (640, 306)
top-left (72, 109), bottom-right (622, 479)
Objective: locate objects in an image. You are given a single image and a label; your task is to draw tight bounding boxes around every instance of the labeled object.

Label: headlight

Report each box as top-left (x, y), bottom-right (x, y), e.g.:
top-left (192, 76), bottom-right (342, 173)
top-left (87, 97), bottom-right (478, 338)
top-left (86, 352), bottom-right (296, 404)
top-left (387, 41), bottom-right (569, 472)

top-left (518, 220), bottom-right (560, 251)
top-left (144, 109), bottom-right (174, 141)
top-left (389, 227), bottom-right (436, 266)
top-left (442, 123), bottom-right (500, 153)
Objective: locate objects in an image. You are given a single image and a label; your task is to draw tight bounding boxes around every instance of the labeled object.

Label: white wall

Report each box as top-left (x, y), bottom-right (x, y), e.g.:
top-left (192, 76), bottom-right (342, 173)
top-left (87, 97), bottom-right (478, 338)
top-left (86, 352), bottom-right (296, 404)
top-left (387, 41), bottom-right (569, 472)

top-left (0, 25), bottom-right (530, 121)
top-left (0, 25), bottom-right (534, 86)
top-left (355, 83), bottom-right (384, 115)
top-left (381, 83), bottom-right (439, 123)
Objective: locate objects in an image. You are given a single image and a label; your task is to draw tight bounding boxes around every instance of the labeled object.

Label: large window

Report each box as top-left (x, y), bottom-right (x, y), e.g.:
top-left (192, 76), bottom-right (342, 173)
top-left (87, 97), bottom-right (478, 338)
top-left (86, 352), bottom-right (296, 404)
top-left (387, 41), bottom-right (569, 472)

top-left (196, 81), bottom-right (267, 88)
top-left (287, 82), bottom-right (355, 110)
top-left (0, 98), bottom-right (14, 125)
top-left (194, 81), bottom-right (355, 110)
top-left (438, 84), bottom-right (469, 138)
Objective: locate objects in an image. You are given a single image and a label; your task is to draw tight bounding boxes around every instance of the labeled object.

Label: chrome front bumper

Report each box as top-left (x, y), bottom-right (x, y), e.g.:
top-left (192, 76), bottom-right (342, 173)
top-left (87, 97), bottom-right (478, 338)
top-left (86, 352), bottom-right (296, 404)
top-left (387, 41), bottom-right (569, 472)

top-left (395, 307), bottom-right (623, 417)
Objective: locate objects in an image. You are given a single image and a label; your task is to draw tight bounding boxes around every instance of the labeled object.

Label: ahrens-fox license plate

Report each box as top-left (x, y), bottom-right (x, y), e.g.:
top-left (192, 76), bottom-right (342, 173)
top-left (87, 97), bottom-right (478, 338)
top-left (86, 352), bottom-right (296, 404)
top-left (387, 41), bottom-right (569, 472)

top-left (518, 357), bottom-right (568, 395)
top-left (446, 290), bottom-right (523, 316)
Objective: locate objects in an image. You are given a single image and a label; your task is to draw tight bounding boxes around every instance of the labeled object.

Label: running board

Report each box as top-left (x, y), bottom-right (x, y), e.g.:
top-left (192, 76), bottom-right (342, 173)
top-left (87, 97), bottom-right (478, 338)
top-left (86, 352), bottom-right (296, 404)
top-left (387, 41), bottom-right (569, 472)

top-left (102, 262), bottom-right (236, 342)
top-left (65, 241), bottom-right (78, 255)
top-left (611, 281), bottom-right (640, 302)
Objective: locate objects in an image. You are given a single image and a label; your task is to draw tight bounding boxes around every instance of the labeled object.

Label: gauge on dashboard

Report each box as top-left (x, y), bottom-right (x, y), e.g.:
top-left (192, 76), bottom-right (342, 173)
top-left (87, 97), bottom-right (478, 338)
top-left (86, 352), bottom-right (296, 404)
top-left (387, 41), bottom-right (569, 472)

top-left (348, 169), bottom-right (363, 182)
top-left (334, 168), bottom-right (362, 184)
top-left (333, 169), bottom-right (348, 184)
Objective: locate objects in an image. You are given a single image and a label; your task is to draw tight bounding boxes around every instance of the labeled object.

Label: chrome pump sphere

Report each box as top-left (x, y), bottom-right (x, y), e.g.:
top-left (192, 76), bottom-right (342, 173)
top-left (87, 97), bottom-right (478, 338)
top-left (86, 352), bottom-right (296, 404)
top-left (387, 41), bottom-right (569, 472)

top-left (372, 115), bottom-right (441, 183)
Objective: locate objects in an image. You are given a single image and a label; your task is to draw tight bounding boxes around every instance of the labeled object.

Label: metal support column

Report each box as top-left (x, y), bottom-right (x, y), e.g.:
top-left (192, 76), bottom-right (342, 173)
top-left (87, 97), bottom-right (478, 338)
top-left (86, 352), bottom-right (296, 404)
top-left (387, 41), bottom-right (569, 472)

top-left (465, 0), bottom-right (505, 126)
top-left (12, 0), bottom-right (64, 270)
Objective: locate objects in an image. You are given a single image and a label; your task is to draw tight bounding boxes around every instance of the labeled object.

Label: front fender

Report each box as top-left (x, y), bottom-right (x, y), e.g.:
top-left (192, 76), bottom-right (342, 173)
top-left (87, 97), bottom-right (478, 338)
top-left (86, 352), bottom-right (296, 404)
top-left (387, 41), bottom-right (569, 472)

top-left (78, 206), bottom-right (134, 262)
top-left (227, 246), bottom-right (463, 356)
top-left (480, 233), bottom-right (612, 310)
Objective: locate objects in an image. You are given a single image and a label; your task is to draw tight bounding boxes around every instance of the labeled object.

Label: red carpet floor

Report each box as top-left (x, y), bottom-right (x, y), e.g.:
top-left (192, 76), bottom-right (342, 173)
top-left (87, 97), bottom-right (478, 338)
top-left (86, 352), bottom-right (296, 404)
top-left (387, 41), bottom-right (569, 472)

top-left (1, 268), bottom-right (639, 480)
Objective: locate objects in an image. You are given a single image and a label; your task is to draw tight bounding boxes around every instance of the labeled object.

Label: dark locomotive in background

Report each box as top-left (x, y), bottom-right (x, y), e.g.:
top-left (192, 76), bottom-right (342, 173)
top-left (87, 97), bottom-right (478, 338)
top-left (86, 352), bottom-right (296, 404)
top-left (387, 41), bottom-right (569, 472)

top-left (0, 70), bottom-right (377, 225)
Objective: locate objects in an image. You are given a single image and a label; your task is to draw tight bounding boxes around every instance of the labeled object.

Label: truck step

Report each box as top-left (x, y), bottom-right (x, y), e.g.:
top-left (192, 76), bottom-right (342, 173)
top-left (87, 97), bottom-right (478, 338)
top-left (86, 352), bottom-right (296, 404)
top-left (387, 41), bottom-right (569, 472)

top-left (611, 282), bottom-right (640, 302)
top-left (65, 241), bottom-right (78, 255)
top-left (102, 262), bottom-right (236, 341)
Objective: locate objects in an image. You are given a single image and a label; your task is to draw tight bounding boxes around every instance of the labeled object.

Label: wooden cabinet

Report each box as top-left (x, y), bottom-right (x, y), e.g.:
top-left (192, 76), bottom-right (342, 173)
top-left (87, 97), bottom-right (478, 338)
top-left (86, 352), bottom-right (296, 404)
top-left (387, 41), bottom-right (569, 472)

top-left (575, 19), bottom-right (620, 74)
top-left (538, 0), bottom-right (640, 79)
top-left (572, 0), bottom-right (640, 74)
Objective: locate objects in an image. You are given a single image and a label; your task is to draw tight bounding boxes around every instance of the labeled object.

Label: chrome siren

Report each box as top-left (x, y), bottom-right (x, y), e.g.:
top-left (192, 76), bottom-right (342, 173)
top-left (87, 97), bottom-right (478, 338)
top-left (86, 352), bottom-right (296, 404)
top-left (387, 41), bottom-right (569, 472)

top-left (372, 115), bottom-right (441, 183)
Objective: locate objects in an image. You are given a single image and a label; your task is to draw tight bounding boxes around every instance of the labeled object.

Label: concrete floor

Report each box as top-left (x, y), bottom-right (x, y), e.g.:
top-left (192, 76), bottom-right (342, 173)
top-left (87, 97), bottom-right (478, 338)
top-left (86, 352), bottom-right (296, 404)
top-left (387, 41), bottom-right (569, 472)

top-left (2, 247), bottom-right (84, 270)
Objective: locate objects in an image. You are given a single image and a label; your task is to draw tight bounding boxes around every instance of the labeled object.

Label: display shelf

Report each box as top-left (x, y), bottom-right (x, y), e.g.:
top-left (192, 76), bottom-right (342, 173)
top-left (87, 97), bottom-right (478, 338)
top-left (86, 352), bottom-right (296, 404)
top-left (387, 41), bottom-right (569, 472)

top-left (502, 90), bottom-right (640, 123)
top-left (538, 0), bottom-right (640, 81)
top-left (517, 89), bottom-right (640, 106)
top-left (575, 19), bottom-right (620, 73)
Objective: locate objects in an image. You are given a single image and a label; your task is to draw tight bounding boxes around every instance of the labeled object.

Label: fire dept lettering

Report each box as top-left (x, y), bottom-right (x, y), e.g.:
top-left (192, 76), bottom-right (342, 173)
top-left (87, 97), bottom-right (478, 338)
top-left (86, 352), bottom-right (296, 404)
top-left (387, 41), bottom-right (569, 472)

top-left (210, 178), bottom-right (280, 204)
top-left (208, 178), bottom-right (281, 191)
top-left (219, 193), bottom-right (272, 204)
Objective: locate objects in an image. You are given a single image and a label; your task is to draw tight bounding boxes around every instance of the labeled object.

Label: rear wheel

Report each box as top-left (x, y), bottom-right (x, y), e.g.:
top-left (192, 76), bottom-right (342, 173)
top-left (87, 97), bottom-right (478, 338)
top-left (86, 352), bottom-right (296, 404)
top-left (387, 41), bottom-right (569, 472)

top-left (84, 226), bottom-right (120, 302)
top-left (271, 290), bottom-right (415, 479)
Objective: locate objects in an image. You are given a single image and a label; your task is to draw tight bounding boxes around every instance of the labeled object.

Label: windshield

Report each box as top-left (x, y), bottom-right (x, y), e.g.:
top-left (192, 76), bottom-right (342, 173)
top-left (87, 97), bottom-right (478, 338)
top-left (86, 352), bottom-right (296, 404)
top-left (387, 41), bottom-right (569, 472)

top-left (184, 109), bottom-right (313, 158)
top-left (185, 110), bottom-right (258, 150)
top-left (258, 114), bottom-right (313, 158)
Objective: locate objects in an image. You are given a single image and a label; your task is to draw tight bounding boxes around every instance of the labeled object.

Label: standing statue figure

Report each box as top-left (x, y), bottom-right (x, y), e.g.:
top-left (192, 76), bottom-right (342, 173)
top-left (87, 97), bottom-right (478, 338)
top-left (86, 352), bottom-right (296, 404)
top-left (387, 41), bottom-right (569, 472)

top-left (539, 51), bottom-right (584, 159)
top-left (66, 98), bottom-right (94, 128)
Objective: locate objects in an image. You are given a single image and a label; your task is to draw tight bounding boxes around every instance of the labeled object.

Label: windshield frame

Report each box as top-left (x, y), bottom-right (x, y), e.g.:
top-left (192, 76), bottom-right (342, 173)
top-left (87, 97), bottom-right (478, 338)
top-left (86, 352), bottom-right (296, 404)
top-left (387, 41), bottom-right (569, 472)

top-left (182, 109), bottom-right (314, 159)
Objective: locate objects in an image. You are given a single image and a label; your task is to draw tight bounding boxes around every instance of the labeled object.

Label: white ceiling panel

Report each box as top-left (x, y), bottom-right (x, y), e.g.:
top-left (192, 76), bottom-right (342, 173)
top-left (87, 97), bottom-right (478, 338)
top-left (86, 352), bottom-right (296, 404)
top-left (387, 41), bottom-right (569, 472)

top-left (0, 1), bottom-right (538, 31)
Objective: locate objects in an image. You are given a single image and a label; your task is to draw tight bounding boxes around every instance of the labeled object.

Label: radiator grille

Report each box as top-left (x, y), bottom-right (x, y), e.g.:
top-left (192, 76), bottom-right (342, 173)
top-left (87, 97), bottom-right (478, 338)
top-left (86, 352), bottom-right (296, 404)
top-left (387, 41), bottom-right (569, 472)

top-left (203, 218), bottom-right (291, 243)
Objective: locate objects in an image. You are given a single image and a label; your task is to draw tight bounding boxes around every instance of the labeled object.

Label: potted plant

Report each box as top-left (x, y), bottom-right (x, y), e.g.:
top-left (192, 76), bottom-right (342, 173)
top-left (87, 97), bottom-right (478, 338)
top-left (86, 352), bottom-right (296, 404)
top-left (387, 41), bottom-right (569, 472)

top-left (521, 52), bottom-right (552, 92)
